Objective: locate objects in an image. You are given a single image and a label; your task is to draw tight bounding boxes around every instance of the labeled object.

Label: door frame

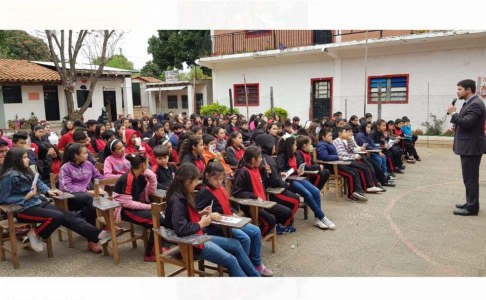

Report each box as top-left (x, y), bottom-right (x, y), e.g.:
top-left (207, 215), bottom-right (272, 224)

top-left (43, 85), bottom-right (61, 121)
top-left (310, 77), bottom-right (333, 119)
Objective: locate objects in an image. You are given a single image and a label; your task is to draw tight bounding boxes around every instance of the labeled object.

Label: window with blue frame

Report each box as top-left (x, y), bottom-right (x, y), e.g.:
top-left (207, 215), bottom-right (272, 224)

top-left (369, 75), bottom-right (408, 103)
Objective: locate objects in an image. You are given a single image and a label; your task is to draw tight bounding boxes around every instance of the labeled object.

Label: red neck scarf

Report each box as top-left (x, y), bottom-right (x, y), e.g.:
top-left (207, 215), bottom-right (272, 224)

top-left (299, 150), bottom-right (312, 166)
top-left (288, 156), bottom-right (298, 172)
top-left (232, 146), bottom-right (245, 161)
top-left (186, 202), bottom-right (204, 249)
top-left (243, 166), bottom-right (266, 200)
top-left (207, 186), bottom-right (232, 215)
top-left (194, 155), bottom-right (205, 174)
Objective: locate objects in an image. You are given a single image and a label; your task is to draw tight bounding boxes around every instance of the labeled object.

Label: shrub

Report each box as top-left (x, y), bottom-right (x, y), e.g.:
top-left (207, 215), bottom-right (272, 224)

top-left (441, 128), bottom-right (455, 136)
top-left (199, 102), bottom-right (240, 117)
top-left (264, 107), bottom-right (288, 121)
top-left (412, 129), bottom-right (424, 135)
top-left (421, 114), bottom-right (446, 136)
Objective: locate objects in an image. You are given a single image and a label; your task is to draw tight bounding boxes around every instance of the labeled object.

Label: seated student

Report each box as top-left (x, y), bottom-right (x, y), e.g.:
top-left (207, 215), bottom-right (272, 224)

top-left (255, 134), bottom-right (300, 234)
top-left (179, 135), bottom-right (206, 176)
top-left (163, 163), bottom-right (260, 277)
top-left (283, 121), bottom-right (294, 135)
top-left (86, 119), bottom-right (98, 139)
top-left (369, 119), bottom-right (404, 175)
top-left (348, 115), bottom-right (360, 136)
top-left (196, 161), bottom-right (273, 276)
top-left (59, 143), bottom-right (105, 228)
top-left (224, 131), bottom-right (246, 167)
top-left (91, 124), bottom-right (106, 155)
top-left (291, 116), bottom-right (301, 132)
top-left (103, 139), bottom-right (131, 179)
top-left (29, 125), bottom-right (49, 158)
top-left (175, 132), bottom-right (193, 160)
top-left (276, 122), bottom-right (284, 137)
top-left (355, 121), bottom-right (395, 186)
top-left (238, 120), bottom-right (251, 147)
top-left (276, 136), bottom-right (335, 230)
top-left (226, 115), bottom-right (239, 136)
top-left (0, 128), bottom-right (13, 149)
top-left (112, 153), bottom-right (169, 262)
top-left (201, 134), bottom-right (233, 176)
top-left (317, 129), bottom-right (368, 202)
top-left (202, 116), bottom-right (215, 135)
top-left (72, 130), bottom-right (97, 166)
top-left (265, 122), bottom-right (280, 145)
top-left (213, 126), bottom-right (227, 153)
top-left (365, 113), bottom-right (373, 123)
top-left (0, 139), bottom-right (8, 171)
top-left (161, 120), bottom-right (172, 140)
top-left (332, 118), bottom-right (347, 140)
top-left (295, 135), bottom-right (330, 191)
top-left (333, 126), bottom-right (384, 193)
top-left (169, 123), bottom-right (185, 147)
top-left (147, 124), bottom-right (166, 149)
top-left (394, 118), bottom-right (417, 163)
top-left (233, 146), bottom-right (294, 236)
top-left (37, 142), bottom-right (61, 185)
top-left (115, 124), bottom-right (126, 141)
top-left (124, 129), bottom-right (154, 161)
top-left (402, 116), bottom-right (420, 161)
top-left (58, 120), bottom-right (85, 151)
top-left (12, 132), bottom-right (37, 166)
top-left (152, 145), bottom-right (177, 190)
top-left (191, 126), bottom-right (203, 137)
top-left (0, 148), bottom-right (112, 254)
top-left (146, 117), bottom-right (159, 138)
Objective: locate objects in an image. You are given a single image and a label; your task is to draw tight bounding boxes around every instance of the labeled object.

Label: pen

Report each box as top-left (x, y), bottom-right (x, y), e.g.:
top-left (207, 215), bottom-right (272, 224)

top-left (263, 158), bottom-right (269, 178)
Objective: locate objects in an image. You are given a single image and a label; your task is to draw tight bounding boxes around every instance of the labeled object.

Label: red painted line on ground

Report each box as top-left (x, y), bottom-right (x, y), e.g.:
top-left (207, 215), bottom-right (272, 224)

top-left (383, 180), bottom-right (466, 277)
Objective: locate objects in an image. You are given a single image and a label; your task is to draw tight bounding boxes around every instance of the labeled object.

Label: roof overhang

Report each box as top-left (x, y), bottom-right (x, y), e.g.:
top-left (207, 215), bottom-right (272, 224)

top-left (146, 86), bottom-right (187, 92)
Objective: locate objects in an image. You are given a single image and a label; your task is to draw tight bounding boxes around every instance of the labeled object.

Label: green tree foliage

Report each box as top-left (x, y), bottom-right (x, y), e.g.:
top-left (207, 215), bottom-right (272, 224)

top-left (264, 107), bottom-right (288, 120)
top-left (0, 30), bottom-right (51, 61)
top-left (140, 60), bottom-right (162, 79)
top-left (147, 30), bottom-right (212, 76)
top-left (93, 54), bottom-right (133, 70)
top-left (200, 102), bottom-right (240, 117)
top-left (179, 66), bottom-right (212, 81)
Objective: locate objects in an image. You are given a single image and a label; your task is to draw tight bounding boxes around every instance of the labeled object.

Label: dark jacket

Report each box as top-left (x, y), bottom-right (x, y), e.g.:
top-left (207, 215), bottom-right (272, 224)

top-left (276, 153), bottom-right (298, 176)
top-left (368, 130), bottom-right (386, 149)
top-left (196, 184), bottom-right (238, 215)
top-left (147, 134), bottom-right (165, 150)
top-left (255, 134), bottom-right (289, 189)
top-left (224, 145), bottom-right (245, 166)
top-left (355, 121), bottom-right (376, 149)
top-left (113, 170), bottom-right (148, 203)
top-left (152, 163), bottom-right (177, 190)
top-left (295, 149), bottom-right (320, 171)
top-left (180, 152), bottom-right (206, 170)
top-left (316, 140), bottom-right (339, 161)
top-left (239, 128), bottom-right (252, 145)
top-left (451, 95), bottom-right (486, 155)
top-left (226, 123), bottom-right (238, 136)
top-left (232, 167), bottom-right (259, 199)
top-left (162, 191), bottom-right (202, 237)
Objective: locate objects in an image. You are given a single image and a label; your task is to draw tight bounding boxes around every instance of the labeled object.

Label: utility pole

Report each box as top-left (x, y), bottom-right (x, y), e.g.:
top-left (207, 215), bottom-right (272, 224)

top-left (363, 30), bottom-right (368, 116)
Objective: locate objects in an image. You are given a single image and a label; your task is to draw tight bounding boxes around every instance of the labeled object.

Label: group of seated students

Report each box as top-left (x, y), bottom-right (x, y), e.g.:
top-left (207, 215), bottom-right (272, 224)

top-left (0, 109), bottom-right (421, 277)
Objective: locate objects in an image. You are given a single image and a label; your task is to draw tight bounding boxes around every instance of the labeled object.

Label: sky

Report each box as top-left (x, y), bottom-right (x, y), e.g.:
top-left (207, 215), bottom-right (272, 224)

top-left (117, 29), bottom-right (157, 70)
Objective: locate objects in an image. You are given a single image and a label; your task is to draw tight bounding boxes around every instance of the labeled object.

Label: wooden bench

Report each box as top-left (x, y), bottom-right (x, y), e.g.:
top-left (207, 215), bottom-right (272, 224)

top-left (92, 178), bottom-right (148, 265)
top-left (151, 202), bottom-right (222, 277)
top-left (228, 197), bottom-right (277, 253)
top-left (49, 173), bottom-right (76, 248)
top-left (313, 151), bottom-right (350, 201)
top-left (0, 204), bottom-right (53, 269)
top-left (149, 189), bottom-right (167, 204)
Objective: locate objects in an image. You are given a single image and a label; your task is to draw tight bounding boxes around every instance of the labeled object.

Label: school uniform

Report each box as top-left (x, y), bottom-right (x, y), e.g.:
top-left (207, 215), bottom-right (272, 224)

top-left (214, 138), bottom-right (227, 153)
top-left (355, 122), bottom-right (389, 177)
top-left (316, 140), bottom-right (365, 199)
top-left (224, 145), bottom-right (245, 166)
top-left (180, 152), bottom-right (206, 175)
top-left (295, 149), bottom-right (330, 191)
top-left (239, 128), bottom-right (252, 146)
top-left (226, 123), bottom-right (239, 136)
top-left (152, 163), bottom-right (177, 190)
top-left (232, 166), bottom-right (292, 236)
top-left (368, 130), bottom-right (400, 172)
top-left (147, 134), bottom-right (165, 150)
top-left (256, 134), bottom-right (300, 226)
top-left (394, 127), bottom-right (416, 158)
top-left (112, 169), bottom-right (162, 256)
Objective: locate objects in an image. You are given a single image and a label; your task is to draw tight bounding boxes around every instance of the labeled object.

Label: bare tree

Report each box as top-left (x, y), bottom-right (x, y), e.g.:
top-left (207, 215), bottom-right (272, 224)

top-left (44, 30), bottom-right (125, 121)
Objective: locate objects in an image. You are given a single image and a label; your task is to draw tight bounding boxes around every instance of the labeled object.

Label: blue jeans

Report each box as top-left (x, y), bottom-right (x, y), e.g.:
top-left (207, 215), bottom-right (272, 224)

top-left (197, 235), bottom-right (261, 277)
top-left (371, 153), bottom-right (388, 177)
top-left (292, 179), bottom-right (325, 219)
top-left (232, 223), bottom-right (262, 267)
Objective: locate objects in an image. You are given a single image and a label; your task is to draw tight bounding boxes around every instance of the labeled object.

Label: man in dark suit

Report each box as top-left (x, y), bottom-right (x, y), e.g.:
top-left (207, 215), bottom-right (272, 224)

top-left (447, 79), bottom-right (486, 216)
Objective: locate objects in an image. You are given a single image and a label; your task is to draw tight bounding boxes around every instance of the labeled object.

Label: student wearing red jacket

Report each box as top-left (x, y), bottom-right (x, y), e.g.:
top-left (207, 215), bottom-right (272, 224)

top-left (57, 120), bottom-right (85, 151)
top-left (123, 128), bottom-right (154, 163)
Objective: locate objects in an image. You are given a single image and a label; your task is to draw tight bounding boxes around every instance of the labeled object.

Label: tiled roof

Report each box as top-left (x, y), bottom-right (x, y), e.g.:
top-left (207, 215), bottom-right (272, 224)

top-left (0, 59), bottom-right (61, 83)
top-left (132, 76), bottom-right (164, 83)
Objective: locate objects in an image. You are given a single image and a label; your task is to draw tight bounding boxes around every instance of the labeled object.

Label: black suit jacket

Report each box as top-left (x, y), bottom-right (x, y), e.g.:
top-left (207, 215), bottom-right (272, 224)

top-left (451, 95), bottom-right (486, 155)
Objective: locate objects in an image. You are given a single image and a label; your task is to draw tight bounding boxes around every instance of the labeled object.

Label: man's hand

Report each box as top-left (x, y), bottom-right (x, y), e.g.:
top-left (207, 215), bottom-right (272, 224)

top-left (447, 104), bottom-right (457, 115)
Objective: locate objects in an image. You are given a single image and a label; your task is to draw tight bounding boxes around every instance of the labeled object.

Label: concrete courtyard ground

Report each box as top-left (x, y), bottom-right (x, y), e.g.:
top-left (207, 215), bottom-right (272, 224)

top-left (2, 146), bottom-right (486, 277)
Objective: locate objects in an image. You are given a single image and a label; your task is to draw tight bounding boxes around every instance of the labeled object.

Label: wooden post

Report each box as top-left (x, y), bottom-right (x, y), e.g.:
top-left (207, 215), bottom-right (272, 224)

top-left (243, 74), bottom-right (249, 119)
top-left (193, 75), bottom-right (197, 115)
top-left (270, 87), bottom-right (274, 114)
top-left (229, 89), bottom-right (233, 114)
top-left (158, 86), bottom-right (162, 115)
top-left (377, 82), bottom-right (382, 120)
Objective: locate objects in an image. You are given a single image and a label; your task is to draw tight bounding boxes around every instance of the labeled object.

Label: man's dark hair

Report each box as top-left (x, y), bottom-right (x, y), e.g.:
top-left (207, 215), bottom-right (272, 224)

top-left (240, 120), bottom-right (249, 126)
top-left (332, 112), bottom-right (340, 117)
top-left (202, 134), bottom-right (215, 145)
top-left (365, 113), bottom-right (373, 119)
top-left (0, 139), bottom-right (8, 147)
top-left (153, 124), bottom-right (164, 132)
top-left (73, 120), bottom-right (86, 129)
top-left (336, 126), bottom-right (350, 135)
top-left (101, 130), bottom-right (115, 141)
top-left (12, 132), bottom-right (28, 143)
top-left (191, 126), bottom-right (202, 134)
top-left (73, 130), bottom-right (87, 142)
top-left (335, 111), bottom-right (342, 115)
top-left (173, 123), bottom-right (184, 131)
top-left (284, 121), bottom-right (292, 127)
top-left (86, 119), bottom-right (98, 126)
top-left (402, 117), bottom-right (410, 123)
top-left (457, 79), bottom-right (476, 93)
top-left (276, 122), bottom-right (282, 128)
top-left (153, 145), bottom-right (170, 157)
top-left (292, 116), bottom-right (300, 122)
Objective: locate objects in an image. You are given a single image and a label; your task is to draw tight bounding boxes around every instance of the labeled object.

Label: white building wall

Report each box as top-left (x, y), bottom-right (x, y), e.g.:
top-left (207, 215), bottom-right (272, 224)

top-left (73, 79), bottom-right (124, 121)
top-left (211, 60), bottom-right (335, 121)
top-left (3, 85), bottom-right (47, 123)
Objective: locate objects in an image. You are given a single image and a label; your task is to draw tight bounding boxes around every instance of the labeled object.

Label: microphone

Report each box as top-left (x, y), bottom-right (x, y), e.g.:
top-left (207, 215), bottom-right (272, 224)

top-left (447, 98), bottom-right (458, 115)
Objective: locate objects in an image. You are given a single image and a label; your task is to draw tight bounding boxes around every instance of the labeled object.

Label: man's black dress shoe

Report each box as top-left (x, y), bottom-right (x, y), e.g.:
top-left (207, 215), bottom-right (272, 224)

top-left (453, 209), bottom-right (478, 216)
top-left (455, 203), bottom-right (467, 209)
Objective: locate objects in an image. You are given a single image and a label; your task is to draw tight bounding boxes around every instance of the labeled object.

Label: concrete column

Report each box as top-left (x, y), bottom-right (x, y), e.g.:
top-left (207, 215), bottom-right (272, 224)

top-left (148, 90), bottom-right (155, 115)
top-left (335, 30), bottom-right (342, 43)
top-left (333, 58), bottom-right (342, 114)
top-left (187, 85), bottom-right (194, 115)
top-left (122, 77), bottom-right (134, 116)
top-left (0, 86), bottom-right (5, 128)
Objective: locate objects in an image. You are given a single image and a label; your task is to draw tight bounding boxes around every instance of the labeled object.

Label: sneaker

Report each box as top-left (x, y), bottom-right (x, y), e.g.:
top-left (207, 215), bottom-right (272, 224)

top-left (352, 192), bottom-right (368, 202)
top-left (144, 254), bottom-right (157, 262)
top-left (415, 157), bottom-right (421, 161)
top-left (383, 181), bottom-right (396, 187)
top-left (98, 230), bottom-right (112, 245)
top-left (322, 217), bottom-right (336, 230)
top-left (389, 172), bottom-right (396, 177)
top-left (87, 241), bottom-right (103, 254)
top-left (376, 185), bottom-right (387, 192)
top-left (314, 217), bottom-right (329, 229)
top-left (27, 229), bottom-right (43, 252)
top-left (276, 224), bottom-right (286, 234)
top-left (366, 186), bottom-right (383, 193)
top-left (406, 158), bottom-right (416, 164)
top-left (276, 224), bottom-right (297, 234)
top-left (256, 264), bottom-right (274, 277)
top-left (395, 169), bottom-right (404, 174)
top-left (283, 225), bottom-right (297, 234)
top-left (399, 165), bottom-right (406, 170)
